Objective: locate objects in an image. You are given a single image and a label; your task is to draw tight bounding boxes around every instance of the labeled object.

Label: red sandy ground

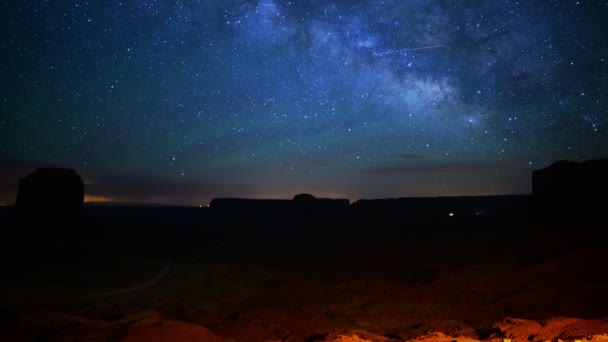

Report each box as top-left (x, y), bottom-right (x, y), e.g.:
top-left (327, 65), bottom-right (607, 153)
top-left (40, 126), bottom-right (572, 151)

top-left (2, 225), bottom-right (607, 341)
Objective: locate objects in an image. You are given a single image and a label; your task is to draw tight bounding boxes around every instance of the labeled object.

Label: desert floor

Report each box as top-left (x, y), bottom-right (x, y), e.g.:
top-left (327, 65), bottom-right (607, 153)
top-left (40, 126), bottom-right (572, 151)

top-left (1, 218), bottom-right (607, 341)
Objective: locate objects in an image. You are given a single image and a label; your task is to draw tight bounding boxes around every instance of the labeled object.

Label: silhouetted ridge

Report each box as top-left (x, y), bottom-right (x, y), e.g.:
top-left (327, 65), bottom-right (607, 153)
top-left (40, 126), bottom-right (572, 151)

top-left (209, 198), bottom-right (293, 212)
top-left (208, 195), bottom-right (350, 229)
top-left (209, 196), bottom-right (350, 213)
top-left (293, 193), bottom-right (319, 210)
top-left (351, 195), bottom-right (532, 224)
top-left (16, 168), bottom-right (84, 220)
top-left (532, 159), bottom-right (608, 219)
top-left (533, 159), bottom-right (608, 199)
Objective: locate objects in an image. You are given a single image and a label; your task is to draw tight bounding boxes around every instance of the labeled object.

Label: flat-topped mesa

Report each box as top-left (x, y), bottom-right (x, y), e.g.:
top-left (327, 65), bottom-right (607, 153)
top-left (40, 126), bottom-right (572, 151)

top-left (292, 193), bottom-right (319, 210)
top-left (533, 159), bottom-right (608, 199)
top-left (209, 195), bottom-right (350, 213)
top-left (16, 168), bottom-right (84, 220)
top-left (208, 195), bottom-right (350, 223)
top-left (532, 159), bottom-right (608, 218)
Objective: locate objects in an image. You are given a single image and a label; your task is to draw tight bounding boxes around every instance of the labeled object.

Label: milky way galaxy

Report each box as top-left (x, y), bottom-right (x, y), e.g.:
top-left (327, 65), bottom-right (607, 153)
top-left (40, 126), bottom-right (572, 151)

top-left (1, 1), bottom-right (607, 204)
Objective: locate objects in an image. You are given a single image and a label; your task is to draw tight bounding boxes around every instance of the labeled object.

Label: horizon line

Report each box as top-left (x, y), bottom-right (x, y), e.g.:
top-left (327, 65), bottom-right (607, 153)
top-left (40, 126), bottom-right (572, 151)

top-left (1, 192), bottom-right (533, 208)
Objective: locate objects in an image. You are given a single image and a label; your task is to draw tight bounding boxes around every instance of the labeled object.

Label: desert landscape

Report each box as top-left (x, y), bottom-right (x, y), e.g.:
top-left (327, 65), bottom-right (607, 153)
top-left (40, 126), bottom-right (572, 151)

top-left (3, 1), bottom-right (608, 340)
top-left (1, 162), bottom-right (607, 341)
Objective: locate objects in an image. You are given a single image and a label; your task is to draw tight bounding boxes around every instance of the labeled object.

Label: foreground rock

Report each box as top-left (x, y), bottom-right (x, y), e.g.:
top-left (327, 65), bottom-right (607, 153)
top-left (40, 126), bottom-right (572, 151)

top-left (6, 309), bottom-right (608, 341)
top-left (14, 310), bottom-right (228, 342)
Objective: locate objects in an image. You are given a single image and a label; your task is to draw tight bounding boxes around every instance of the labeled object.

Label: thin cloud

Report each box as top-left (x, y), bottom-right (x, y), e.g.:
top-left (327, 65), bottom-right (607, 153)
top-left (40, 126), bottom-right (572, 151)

top-left (86, 173), bottom-right (257, 205)
top-left (0, 158), bottom-right (257, 206)
top-left (297, 159), bottom-right (334, 167)
top-left (393, 154), bottom-right (426, 160)
top-left (0, 158), bottom-right (60, 179)
top-left (363, 161), bottom-right (521, 175)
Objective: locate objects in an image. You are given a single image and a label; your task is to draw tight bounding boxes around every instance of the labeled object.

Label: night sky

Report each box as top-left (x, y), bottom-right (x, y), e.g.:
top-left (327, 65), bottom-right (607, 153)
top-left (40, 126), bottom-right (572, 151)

top-left (1, 1), bottom-right (607, 205)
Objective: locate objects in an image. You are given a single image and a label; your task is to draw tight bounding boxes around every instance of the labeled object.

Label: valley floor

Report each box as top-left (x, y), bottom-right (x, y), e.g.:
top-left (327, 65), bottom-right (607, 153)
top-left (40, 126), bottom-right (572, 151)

top-left (1, 218), bottom-right (607, 341)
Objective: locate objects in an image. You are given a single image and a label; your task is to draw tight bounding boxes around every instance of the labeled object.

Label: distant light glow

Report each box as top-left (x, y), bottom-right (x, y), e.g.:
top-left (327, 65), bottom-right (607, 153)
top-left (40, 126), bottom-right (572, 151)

top-left (84, 195), bottom-right (114, 203)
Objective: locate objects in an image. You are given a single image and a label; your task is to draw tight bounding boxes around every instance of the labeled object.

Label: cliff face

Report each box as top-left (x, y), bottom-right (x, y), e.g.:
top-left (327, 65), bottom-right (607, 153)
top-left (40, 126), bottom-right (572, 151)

top-left (532, 159), bottom-right (608, 218)
top-left (532, 159), bottom-right (608, 199)
top-left (16, 168), bottom-right (84, 219)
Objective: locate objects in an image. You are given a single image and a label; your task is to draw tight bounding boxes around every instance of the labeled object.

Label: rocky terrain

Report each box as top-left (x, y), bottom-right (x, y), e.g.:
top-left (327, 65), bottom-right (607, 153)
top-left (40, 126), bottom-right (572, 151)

top-left (1, 218), bottom-right (607, 341)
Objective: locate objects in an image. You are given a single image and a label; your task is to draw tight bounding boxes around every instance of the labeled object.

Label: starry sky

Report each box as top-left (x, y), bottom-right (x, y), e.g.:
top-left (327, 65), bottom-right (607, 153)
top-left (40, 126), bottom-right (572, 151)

top-left (1, 0), bottom-right (607, 205)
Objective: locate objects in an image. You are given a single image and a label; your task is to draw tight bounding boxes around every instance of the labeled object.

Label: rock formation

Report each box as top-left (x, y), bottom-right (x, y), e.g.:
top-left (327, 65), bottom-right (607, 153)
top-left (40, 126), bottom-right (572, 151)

top-left (293, 193), bottom-right (319, 210)
top-left (532, 159), bottom-right (608, 218)
top-left (532, 159), bottom-right (608, 199)
top-left (16, 168), bottom-right (84, 219)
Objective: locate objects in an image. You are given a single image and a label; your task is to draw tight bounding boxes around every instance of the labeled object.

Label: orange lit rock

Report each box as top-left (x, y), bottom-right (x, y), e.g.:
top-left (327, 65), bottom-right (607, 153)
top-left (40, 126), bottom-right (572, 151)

top-left (123, 320), bottom-right (226, 342)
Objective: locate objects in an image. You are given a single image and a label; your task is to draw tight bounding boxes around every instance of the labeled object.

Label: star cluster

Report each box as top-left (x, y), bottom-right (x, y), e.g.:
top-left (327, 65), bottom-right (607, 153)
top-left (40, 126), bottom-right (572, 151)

top-left (1, 0), bottom-right (607, 204)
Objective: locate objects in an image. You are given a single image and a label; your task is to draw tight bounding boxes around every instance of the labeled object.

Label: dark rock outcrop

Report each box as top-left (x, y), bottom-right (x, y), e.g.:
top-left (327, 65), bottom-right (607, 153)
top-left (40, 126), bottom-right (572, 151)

top-left (532, 159), bottom-right (608, 218)
top-left (210, 195), bottom-right (350, 215)
top-left (209, 195), bottom-right (350, 229)
top-left (16, 168), bottom-right (84, 219)
top-left (533, 159), bottom-right (608, 200)
top-left (317, 198), bottom-right (350, 210)
top-left (292, 193), bottom-right (319, 210)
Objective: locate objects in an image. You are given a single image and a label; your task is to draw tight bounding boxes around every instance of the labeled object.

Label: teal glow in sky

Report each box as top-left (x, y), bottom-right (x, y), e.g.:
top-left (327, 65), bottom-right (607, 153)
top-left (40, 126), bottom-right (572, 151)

top-left (1, 1), bottom-right (607, 204)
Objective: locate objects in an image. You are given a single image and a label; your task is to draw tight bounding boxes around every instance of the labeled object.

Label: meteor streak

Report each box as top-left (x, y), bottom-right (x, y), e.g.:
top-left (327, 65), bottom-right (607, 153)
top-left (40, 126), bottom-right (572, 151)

top-left (373, 44), bottom-right (446, 56)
